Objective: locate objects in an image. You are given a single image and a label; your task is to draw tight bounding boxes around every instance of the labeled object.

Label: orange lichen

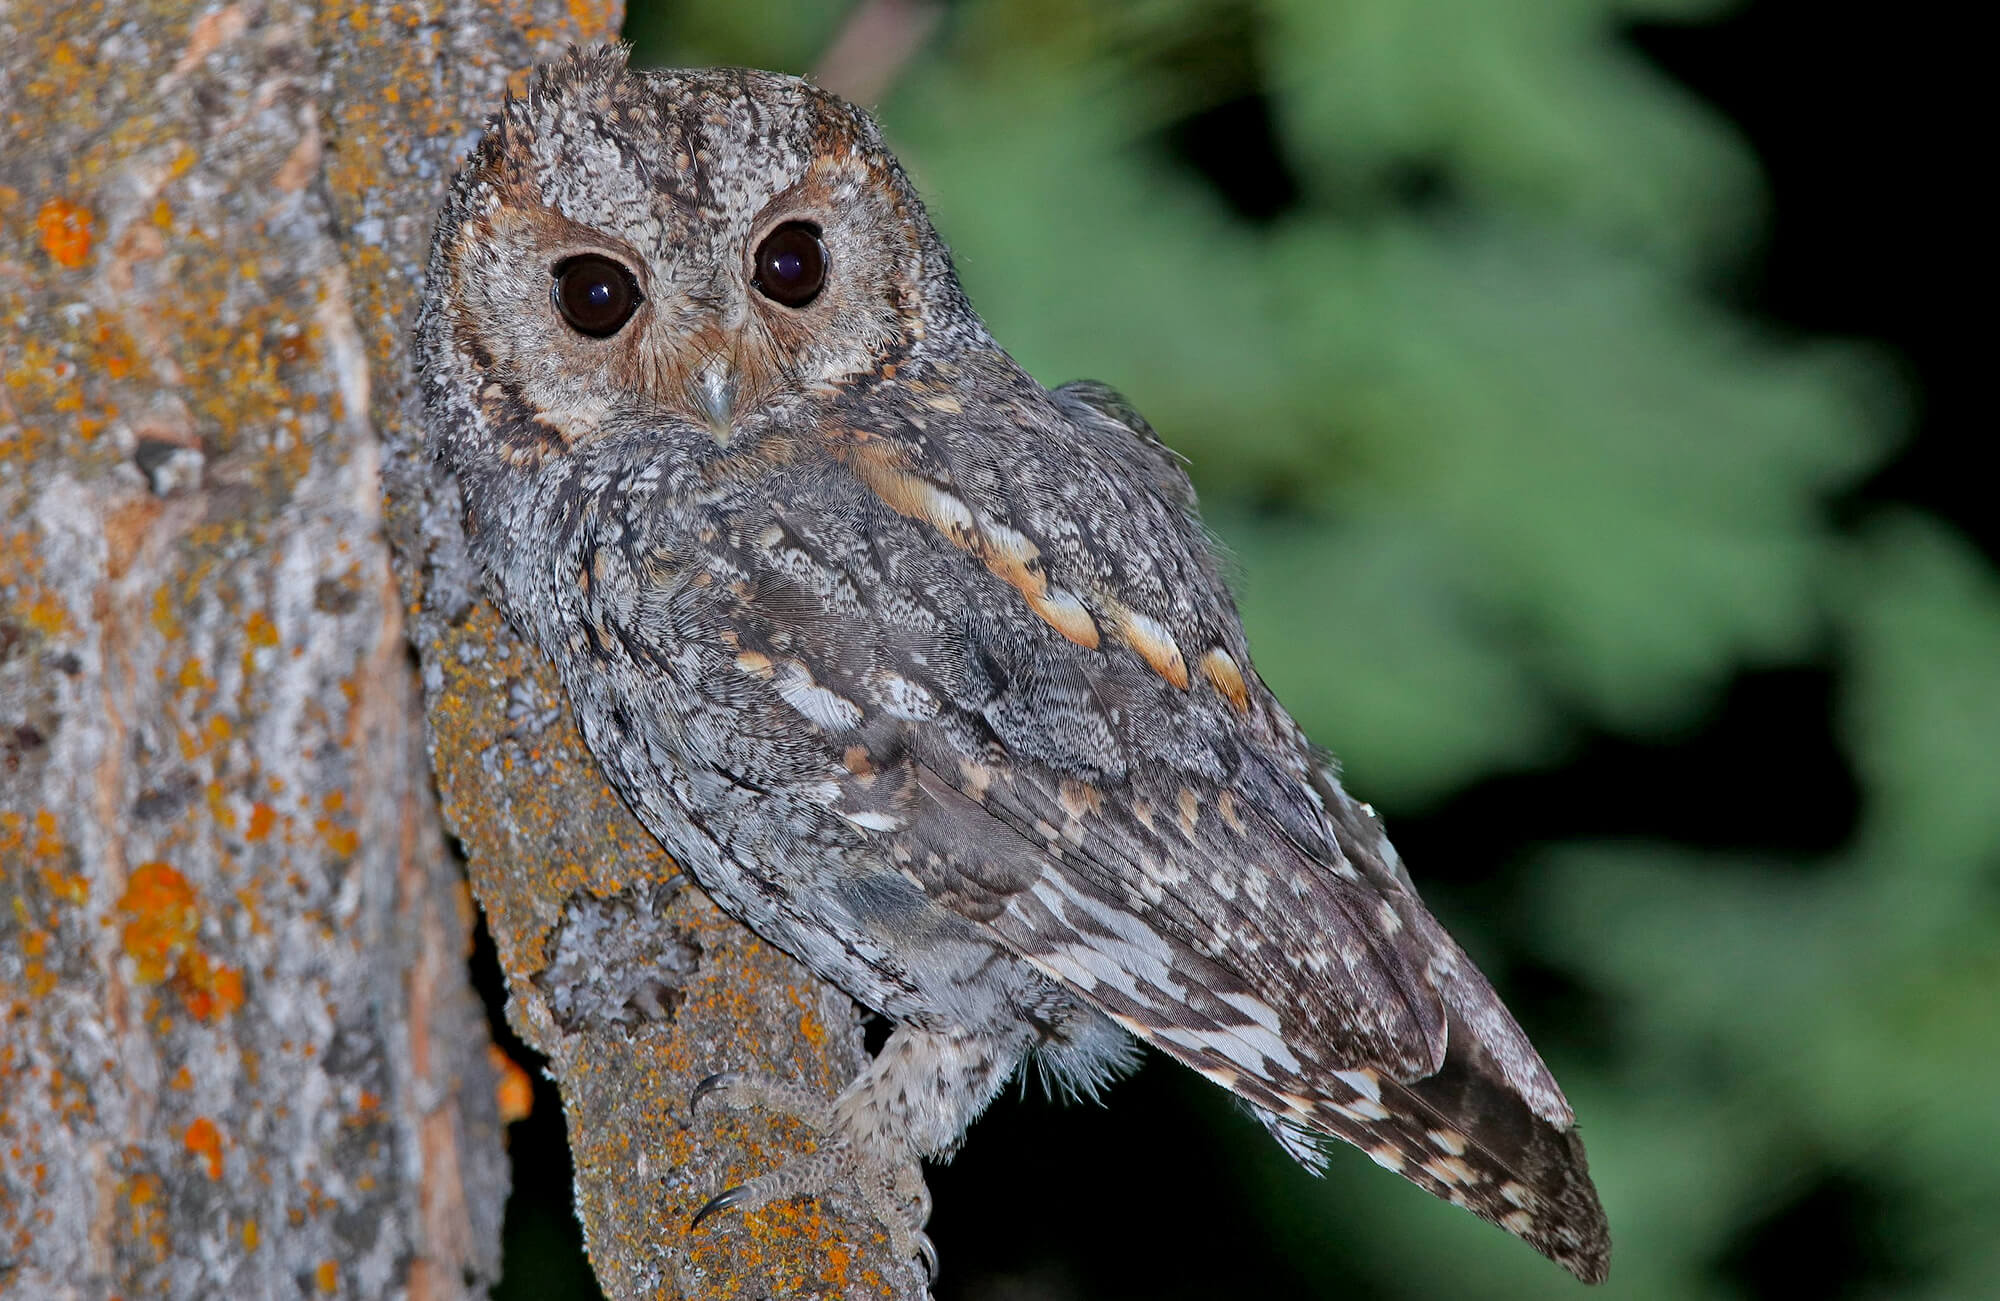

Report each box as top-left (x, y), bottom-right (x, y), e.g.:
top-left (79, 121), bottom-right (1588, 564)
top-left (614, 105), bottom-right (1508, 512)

top-left (3, 532), bottom-right (73, 637)
top-left (32, 811), bottom-right (60, 858)
top-left (177, 950), bottom-right (244, 1022)
top-left (39, 865), bottom-right (88, 906)
top-left (20, 591), bottom-right (69, 636)
top-left (20, 934), bottom-right (57, 998)
top-left (565, 0), bottom-right (621, 38)
top-left (821, 1241), bottom-right (853, 1289)
top-left (114, 860), bottom-right (243, 1019)
top-left (151, 585), bottom-right (184, 639)
top-left (205, 780), bottom-right (238, 830)
top-left (35, 197), bottom-right (92, 268)
top-left (245, 609), bottom-right (279, 648)
top-left (245, 801), bottom-right (278, 841)
top-left (118, 861), bottom-right (199, 984)
top-left (315, 1259), bottom-right (339, 1293)
top-left (317, 818), bottom-right (358, 857)
top-left (183, 1116), bottom-right (223, 1179)
top-left (127, 1172), bottom-right (160, 1207)
top-left (488, 1045), bottom-right (534, 1124)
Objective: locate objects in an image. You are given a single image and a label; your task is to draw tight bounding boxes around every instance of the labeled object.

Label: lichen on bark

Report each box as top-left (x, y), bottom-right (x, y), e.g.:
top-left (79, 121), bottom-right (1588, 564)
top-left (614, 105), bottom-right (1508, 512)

top-left (0, 1), bottom-right (531, 1294)
top-left (0, 1), bottom-right (927, 1299)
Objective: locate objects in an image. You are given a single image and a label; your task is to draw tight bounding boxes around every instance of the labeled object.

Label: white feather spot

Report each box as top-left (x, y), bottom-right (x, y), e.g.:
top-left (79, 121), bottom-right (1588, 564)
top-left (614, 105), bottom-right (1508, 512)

top-left (1154, 1014), bottom-right (1303, 1079)
top-left (1218, 991), bottom-right (1284, 1034)
top-left (1139, 852), bottom-right (1188, 888)
top-left (1324, 1098), bottom-right (1390, 1124)
top-left (1242, 865), bottom-right (1269, 909)
top-left (839, 809), bottom-right (903, 832)
top-left (1027, 877), bottom-right (1187, 1006)
top-left (866, 670), bottom-right (937, 720)
top-left (1333, 1067), bottom-right (1383, 1102)
top-left (1279, 1091), bottom-right (1318, 1118)
top-left (772, 663), bottom-right (863, 731)
top-left (913, 479), bottom-right (975, 539)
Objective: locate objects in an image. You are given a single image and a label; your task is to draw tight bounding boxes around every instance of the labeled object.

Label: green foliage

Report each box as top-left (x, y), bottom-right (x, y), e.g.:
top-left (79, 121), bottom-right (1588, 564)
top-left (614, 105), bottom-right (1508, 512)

top-left (615, 2), bottom-right (1996, 1296)
top-left (1264, 0), bottom-right (1755, 262)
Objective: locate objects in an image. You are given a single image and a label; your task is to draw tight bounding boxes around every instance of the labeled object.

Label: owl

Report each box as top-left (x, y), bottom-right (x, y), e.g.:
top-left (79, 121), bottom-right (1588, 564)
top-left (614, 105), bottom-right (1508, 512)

top-left (415, 45), bottom-right (1610, 1286)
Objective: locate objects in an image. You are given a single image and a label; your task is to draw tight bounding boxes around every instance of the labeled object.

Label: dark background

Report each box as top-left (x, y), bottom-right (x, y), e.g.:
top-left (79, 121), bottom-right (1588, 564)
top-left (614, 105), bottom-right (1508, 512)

top-left (485, 3), bottom-right (1992, 1297)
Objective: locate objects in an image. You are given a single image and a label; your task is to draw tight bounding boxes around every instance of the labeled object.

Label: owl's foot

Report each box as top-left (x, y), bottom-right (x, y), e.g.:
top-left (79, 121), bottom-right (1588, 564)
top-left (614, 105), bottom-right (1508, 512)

top-left (687, 1023), bottom-right (1032, 1284)
top-left (687, 1069), bottom-right (938, 1282)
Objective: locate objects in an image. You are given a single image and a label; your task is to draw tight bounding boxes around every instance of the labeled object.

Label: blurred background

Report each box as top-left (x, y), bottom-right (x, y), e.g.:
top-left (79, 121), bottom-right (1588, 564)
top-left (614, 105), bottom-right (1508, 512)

top-left (483, 2), bottom-right (1992, 1297)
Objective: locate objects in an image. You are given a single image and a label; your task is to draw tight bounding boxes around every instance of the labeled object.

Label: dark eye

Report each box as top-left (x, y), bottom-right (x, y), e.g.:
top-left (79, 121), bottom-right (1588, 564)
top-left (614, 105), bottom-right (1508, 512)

top-left (752, 222), bottom-right (827, 308)
top-left (552, 253), bottom-right (642, 337)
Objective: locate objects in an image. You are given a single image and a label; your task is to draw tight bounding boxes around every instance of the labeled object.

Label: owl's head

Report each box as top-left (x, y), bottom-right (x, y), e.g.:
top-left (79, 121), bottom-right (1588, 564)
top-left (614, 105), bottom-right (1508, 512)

top-left (418, 46), bottom-right (971, 474)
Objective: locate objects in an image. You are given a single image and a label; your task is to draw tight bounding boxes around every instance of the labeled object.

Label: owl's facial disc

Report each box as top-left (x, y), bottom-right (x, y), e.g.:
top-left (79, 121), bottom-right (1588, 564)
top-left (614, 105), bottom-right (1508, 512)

top-left (454, 65), bottom-right (931, 454)
top-left (628, 181), bottom-right (912, 446)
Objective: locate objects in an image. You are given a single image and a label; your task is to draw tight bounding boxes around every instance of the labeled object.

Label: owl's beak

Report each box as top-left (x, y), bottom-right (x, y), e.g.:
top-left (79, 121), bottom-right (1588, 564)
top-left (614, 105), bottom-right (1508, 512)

top-left (689, 355), bottom-right (739, 443)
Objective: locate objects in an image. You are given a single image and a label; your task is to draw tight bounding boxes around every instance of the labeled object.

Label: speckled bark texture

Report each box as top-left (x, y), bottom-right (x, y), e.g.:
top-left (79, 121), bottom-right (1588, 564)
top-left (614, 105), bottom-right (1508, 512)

top-left (1, 2), bottom-right (906, 1296)
top-left (5, 2), bottom-right (546, 1300)
top-left (0, 0), bottom-right (526, 1295)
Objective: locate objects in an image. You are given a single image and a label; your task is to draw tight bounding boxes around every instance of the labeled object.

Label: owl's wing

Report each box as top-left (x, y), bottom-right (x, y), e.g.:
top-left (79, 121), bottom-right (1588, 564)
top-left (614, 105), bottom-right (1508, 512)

top-left (876, 667), bottom-right (1607, 1280)
top-left (680, 374), bottom-right (1607, 1279)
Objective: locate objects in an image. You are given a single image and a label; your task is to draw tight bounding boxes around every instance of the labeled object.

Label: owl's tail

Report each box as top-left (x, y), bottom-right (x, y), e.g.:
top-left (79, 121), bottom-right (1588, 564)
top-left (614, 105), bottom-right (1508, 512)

top-left (1247, 1002), bottom-right (1611, 1284)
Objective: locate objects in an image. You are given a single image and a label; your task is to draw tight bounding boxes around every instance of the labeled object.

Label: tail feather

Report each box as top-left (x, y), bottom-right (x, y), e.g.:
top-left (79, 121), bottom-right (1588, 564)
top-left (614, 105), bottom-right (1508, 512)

top-left (1237, 1008), bottom-right (1610, 1284)
top-left (1285, 760), bottom-right (1610, 1279)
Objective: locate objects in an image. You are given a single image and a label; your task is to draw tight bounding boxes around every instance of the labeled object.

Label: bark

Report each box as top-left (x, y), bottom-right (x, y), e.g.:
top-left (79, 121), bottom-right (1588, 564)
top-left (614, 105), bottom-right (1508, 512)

top-left (0, 1), bottom-right (922, 1298)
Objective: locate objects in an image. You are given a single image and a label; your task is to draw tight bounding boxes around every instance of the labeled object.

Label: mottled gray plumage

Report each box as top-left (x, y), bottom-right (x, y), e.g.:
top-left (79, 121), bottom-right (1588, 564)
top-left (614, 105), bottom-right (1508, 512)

top-left (415, 45), bottom-right (1609, 1283)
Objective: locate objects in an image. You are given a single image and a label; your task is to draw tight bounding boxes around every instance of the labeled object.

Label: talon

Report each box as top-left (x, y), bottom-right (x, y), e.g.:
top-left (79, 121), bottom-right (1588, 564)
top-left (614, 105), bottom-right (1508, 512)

top-left (912, 1180), bottom-right (933, 1227)
top-left (690, 1185), bottom-right (751, 1231)
top-left (689, 1071), bottom-right (742, 1115)
top-left (915, 1231), bottom-right (939, 1283)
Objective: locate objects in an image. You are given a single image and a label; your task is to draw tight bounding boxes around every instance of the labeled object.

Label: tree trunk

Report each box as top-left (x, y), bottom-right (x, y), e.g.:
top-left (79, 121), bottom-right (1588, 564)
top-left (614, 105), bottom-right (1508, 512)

top-left (1, 2), bottom-right (924, 1298)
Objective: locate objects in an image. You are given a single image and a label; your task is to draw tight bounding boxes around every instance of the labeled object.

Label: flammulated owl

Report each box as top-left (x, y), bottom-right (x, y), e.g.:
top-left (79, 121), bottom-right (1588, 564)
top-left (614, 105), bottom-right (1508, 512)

top-left (416, 45), bottom-right (1610, 1285)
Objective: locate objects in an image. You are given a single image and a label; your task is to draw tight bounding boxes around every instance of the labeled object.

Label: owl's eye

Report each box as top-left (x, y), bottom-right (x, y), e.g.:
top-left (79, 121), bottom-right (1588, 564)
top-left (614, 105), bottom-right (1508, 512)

top-left (552, 254), bottom-right (642, 338)
top-left (752, 222), bottom-right (827, 308)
